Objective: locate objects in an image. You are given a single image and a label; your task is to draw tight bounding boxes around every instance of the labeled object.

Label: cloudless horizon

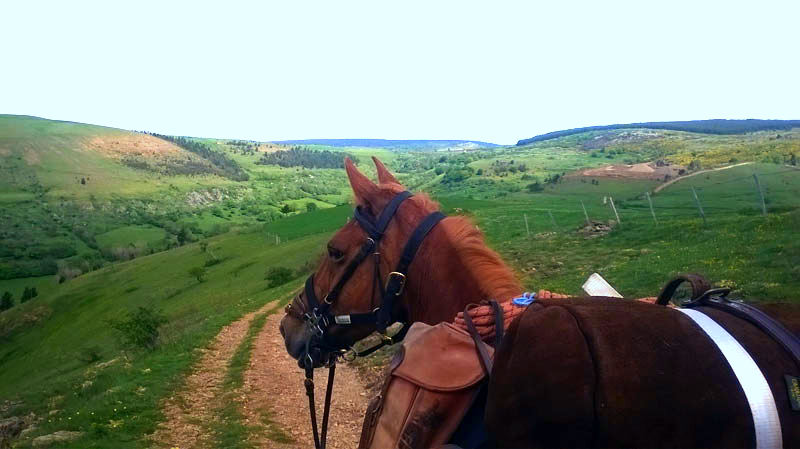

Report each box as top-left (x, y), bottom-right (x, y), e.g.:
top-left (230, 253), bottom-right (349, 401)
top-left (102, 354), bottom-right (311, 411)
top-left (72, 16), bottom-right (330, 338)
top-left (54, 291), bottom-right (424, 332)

top-left (2, 0), bottom-right (799, 145)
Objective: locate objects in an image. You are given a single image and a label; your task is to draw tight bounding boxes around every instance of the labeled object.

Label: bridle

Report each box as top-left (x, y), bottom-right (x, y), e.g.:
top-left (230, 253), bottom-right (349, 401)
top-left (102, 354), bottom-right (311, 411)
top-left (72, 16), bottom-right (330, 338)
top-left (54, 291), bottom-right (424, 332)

top-left (284, 190), bottom-right (446, 449)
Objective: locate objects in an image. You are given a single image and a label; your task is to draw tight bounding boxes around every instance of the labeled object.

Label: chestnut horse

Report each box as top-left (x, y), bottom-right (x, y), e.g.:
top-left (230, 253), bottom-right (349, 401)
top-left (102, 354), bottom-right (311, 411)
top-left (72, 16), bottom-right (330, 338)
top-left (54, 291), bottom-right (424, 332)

top-left (279, 157), bottom-right (800, 448)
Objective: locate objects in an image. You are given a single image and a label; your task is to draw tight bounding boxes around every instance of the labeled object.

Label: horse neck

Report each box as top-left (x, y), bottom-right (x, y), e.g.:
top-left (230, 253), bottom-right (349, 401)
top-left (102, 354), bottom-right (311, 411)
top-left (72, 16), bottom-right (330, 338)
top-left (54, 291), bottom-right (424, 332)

top-left (402, 217), bottom-right (523, 325)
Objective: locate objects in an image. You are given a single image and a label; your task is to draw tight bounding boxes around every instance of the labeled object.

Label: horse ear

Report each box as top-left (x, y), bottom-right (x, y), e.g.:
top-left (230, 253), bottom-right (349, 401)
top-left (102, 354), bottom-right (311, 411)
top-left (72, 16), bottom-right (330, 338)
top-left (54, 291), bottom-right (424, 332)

top-left (345, 157), bottom-right (379, 207)
top-left (372, 156), bottom-right (400, 185)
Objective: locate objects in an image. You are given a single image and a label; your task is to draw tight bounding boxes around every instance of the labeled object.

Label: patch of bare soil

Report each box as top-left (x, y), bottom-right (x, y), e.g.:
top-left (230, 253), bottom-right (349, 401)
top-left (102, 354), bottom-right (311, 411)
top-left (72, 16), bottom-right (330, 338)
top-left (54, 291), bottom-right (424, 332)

top-left (150, 301), bottom-right (281, 449)
top-left (85, 134), bottom-right (184, 158)
top-left (242, 313), bottom-right (369, 448)
top-left (578, 162), bottom-right (683, 180)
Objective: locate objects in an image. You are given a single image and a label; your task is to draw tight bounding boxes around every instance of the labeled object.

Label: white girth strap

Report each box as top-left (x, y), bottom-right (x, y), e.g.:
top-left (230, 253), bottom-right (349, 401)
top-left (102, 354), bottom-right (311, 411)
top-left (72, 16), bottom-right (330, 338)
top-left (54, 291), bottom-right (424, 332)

top-left (678, 308), bottom-right (783, 449)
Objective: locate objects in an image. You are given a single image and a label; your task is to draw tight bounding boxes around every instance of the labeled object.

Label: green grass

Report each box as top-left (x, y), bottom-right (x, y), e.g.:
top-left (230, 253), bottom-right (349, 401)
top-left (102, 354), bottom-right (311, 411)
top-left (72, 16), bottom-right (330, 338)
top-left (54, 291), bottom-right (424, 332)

top-left (95, 225), bottom-right (167, 250)
top-left (0, 275), bottom-right (57, 303)
top-left (437, 165), bottom-right (800, 301)
top-left (0, 229), bottom-right (324, 448)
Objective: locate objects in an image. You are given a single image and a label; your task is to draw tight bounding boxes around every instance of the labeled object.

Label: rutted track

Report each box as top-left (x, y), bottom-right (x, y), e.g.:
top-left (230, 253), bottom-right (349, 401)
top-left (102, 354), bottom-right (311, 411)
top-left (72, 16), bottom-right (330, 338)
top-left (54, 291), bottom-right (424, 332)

top-left (151, 301), bottom-right (282, 448)
top-left (150, 300), bottom-right (370, 448)
top-left (242, 312), bottom-right (369, 448)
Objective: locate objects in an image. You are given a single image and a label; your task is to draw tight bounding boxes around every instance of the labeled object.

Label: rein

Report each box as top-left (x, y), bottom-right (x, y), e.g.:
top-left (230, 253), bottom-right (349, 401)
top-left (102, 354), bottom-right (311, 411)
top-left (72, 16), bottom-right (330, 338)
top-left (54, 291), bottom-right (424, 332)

top-left (287, 190), bottom-right (446, 449)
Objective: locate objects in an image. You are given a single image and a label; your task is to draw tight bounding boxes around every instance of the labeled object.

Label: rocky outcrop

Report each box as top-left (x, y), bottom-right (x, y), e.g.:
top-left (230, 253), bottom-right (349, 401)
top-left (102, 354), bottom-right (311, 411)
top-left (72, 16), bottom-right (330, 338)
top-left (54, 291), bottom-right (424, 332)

top-left (31, 431), bottom-right (84, 447)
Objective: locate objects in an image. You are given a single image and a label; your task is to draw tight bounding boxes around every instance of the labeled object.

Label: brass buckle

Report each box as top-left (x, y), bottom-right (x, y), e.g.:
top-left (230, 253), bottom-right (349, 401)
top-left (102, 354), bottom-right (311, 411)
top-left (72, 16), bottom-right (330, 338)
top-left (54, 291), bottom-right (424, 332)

top-left (386, 272), bottom-right (406, 296)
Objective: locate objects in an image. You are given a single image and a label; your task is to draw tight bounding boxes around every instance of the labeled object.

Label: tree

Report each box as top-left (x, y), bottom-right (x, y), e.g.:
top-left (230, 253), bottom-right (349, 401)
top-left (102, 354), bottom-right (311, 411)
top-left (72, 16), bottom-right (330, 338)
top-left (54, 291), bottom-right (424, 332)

top-left (20, 287), bottom-right (31, 303)
top-left (306, 202), bottom-right (318, 212)
top-left (0, 292), bottom-right (13, 311)
top-left (177, 227), bottom-right (192, 246)
top-left (476, 168), bottom-right (483, 176)
top-left (188, 266), bottom-right (207, 283)
top-left (791, 153), bottom-right (797, 166)
top-left (199, 241), bottom-right (208, 252)
top-left (280, 204), bottom-right (294, 214)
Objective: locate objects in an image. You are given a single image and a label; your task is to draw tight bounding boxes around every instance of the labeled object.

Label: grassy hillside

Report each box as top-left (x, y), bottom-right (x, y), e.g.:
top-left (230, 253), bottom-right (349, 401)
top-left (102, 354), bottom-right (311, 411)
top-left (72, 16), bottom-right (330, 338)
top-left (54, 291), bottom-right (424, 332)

top-left (437, 164), bottom-right (800, 300)
top-left (0, 228), bottom-right (328, 448)
top-left (271, 138), bottom-right (499, 151)
top-left (517, 119), bottom-right (800, 145)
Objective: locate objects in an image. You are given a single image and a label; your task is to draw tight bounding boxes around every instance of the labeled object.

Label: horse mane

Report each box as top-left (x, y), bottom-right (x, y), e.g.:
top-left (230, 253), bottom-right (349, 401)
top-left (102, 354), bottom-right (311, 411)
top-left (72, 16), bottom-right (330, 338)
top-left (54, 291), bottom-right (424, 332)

top-left (439, 216), bottom-right (523, 303)
top-left (381, 186), bottom-right (523, 304)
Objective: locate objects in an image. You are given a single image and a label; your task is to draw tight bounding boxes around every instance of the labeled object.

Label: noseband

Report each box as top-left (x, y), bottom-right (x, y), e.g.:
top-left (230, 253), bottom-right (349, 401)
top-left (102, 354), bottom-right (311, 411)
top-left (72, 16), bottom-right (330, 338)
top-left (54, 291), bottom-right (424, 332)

top-left (285, 190), bottom-right (445, 449)
top-left (287, 190), bottom-right (446, 366)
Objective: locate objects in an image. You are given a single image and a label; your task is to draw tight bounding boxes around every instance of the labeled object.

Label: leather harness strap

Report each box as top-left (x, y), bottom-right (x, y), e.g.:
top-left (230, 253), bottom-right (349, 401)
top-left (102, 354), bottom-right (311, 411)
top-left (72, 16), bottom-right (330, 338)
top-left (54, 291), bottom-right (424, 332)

top-left (658, 275), bottom-right (800, 369)
top-left (295, 190), bottom-right (446, 449)
top-left (463, 300), bottom-right (504, 375)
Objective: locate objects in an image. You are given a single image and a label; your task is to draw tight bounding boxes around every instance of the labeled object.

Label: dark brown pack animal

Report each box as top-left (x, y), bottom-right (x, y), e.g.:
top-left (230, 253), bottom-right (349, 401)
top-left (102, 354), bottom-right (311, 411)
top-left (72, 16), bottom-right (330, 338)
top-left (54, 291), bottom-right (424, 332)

top-left (486, 296), bottom-right (800, 448)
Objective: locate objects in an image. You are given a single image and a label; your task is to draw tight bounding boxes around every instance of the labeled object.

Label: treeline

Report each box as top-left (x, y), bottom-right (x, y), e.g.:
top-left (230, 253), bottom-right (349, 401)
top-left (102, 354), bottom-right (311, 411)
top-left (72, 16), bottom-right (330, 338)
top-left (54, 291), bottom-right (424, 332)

top-left (256, 147), bottom-right (358, 169)
top-left (517, 119), bottom-right (800, 146)
top-left (149, 134), bottom-right (249, 181)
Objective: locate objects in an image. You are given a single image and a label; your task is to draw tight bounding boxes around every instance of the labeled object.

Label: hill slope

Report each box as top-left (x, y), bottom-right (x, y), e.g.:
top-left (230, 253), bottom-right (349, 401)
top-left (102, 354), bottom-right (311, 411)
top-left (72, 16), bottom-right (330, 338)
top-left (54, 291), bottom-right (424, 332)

top-left (272, 138), bottom-right (499, 151)
top-left (517, 119), bottom-right (800, 146)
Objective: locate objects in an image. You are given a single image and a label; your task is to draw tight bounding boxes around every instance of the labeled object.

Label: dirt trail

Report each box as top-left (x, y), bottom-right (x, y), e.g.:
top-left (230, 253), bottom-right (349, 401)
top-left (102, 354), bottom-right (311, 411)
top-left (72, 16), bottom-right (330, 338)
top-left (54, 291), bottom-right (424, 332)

top-left (150, 301), bottom-right (282, 449)
top-left (242, 312), bottom-right (370, 448)
top-left (653, 161), bottom-right (754, 193)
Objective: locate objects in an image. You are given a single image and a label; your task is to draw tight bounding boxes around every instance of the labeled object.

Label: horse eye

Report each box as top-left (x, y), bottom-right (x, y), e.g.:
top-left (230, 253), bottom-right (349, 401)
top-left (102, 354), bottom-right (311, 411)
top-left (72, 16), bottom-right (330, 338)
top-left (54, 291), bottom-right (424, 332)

top-left (328, 246), bottom-right (345, 262)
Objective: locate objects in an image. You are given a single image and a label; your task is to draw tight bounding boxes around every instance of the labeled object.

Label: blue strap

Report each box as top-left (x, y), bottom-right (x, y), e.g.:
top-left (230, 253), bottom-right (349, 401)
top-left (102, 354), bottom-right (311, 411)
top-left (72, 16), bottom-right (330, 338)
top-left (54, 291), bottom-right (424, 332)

top-left (512, 292), bottom-right (536, 306)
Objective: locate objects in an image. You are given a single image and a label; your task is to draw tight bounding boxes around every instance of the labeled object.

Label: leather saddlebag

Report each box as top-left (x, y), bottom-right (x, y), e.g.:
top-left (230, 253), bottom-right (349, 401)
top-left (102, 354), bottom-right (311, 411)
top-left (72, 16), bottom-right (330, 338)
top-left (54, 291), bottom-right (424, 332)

top-left (358, 322), bottom-right (490, 449)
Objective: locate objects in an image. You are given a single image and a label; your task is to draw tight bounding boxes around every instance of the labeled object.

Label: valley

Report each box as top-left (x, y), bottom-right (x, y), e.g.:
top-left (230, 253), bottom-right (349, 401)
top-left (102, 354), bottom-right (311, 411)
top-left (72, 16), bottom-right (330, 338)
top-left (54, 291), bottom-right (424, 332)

top-left (0, 115), bottom-right (798, 448)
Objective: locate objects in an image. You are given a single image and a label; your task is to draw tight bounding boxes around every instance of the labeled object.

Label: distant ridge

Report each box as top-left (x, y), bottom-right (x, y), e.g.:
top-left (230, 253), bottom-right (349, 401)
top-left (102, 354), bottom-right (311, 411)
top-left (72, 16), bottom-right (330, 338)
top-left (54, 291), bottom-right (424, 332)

top-left (516, 119), bottom-right (800, 146)
top-left (272, 138), bottom-right (499, 150)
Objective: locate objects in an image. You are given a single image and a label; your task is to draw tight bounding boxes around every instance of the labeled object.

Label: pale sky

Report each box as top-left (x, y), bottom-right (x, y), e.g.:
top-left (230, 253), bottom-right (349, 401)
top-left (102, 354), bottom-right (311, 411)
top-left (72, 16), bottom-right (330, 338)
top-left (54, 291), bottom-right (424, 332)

top-left (2, 0), bottom-right (799, 145)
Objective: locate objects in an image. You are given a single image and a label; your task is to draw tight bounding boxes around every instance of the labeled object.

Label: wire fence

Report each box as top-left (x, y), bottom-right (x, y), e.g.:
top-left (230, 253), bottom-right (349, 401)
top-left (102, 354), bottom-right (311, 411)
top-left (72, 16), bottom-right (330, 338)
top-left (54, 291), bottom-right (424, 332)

top-left (483, 166), bottom-right (800, 237)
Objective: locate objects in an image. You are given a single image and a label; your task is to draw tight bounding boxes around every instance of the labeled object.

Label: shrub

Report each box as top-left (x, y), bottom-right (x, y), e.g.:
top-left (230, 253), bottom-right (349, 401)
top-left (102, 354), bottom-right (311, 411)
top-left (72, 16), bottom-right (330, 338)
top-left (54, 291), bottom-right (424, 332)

top-left (0, 292), bottom-right (13, 311)
top-left (56, 265), bottom-right (83, 283)
top-left (189, 266), bottom-right (207, 282)
top-left (306, 202), bottom-right (318, 212)
top-left (526, 182), bottom-right (544, 193)
top-left (109, 306), bottom-right (167, 350)
top-left (280, 204), bottom-right (295, 214)
top-left (20, 287), bottom-right (36, 303)
top-left (204, 256), bottom-right (223, 267)
top-left (265, 266), bottom-right (295, 288)
top-left (77, 346), bottom-right (103, 364)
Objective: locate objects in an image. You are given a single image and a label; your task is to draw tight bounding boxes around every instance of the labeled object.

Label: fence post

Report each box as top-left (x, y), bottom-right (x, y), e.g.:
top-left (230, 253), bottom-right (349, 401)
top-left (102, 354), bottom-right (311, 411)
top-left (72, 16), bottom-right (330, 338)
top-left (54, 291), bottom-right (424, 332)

top-left (691, 187), bottom-right (707, 225)
top-left (580, 201), bottom-right (591, 226)
top-left (645, 192), bottom-right (658, 225)
top-left (609, 196), bottom-right (621, 224)
top-left (523, 213), bottom-right (530, 237)
top-left (547, 210), bottom-right (557, 230)
top-left (752, 173), bottom-right (767, 216)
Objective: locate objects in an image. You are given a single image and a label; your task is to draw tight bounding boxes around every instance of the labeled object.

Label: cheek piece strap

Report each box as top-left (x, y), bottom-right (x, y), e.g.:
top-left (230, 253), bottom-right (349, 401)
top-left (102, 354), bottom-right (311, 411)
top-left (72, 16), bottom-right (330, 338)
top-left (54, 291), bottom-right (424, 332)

top-left (298, 190), bottom-right (446, 365)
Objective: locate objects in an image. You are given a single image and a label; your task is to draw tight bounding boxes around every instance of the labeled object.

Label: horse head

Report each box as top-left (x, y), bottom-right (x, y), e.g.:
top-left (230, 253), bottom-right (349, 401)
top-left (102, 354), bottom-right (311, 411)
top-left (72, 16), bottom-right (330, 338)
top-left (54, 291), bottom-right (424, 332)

top-left (279, 157), bottom-right (521, 368)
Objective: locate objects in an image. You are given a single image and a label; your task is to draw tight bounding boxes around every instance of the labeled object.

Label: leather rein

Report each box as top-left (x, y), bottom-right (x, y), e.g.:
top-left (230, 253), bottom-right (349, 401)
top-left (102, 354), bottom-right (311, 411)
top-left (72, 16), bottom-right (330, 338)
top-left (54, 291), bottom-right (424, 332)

top-left (285, 190), bottom-right (445, 449)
